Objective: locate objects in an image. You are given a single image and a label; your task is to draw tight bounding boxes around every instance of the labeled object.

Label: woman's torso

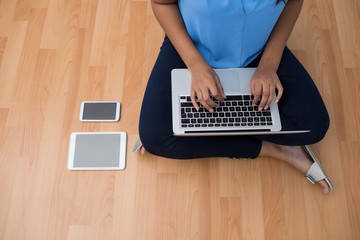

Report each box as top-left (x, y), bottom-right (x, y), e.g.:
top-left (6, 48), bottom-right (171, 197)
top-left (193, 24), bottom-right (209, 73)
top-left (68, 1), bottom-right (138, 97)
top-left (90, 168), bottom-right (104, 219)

top-left (178, 0), bottom-right (285, 68)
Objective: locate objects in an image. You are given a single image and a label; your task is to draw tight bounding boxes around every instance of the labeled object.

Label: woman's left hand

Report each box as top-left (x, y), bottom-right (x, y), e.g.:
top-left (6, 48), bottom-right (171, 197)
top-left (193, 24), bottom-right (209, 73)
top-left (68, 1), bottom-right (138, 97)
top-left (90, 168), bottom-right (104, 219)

top-left (250, 67), bottom-right (283, 111)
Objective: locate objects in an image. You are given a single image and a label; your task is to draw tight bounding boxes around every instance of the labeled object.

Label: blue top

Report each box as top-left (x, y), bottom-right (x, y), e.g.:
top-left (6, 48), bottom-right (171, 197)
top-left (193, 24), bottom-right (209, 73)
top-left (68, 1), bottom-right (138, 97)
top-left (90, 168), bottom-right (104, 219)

top-left (178, 0), bottom-right (285, 68)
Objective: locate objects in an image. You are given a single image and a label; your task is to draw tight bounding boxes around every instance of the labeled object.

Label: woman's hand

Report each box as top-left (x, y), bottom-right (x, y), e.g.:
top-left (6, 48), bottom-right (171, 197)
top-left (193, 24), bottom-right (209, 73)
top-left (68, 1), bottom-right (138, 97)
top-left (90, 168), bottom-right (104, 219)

top-left (190, 64), bottom-right (226, 112)
top-left (250, 66), bottom-right (283, 111)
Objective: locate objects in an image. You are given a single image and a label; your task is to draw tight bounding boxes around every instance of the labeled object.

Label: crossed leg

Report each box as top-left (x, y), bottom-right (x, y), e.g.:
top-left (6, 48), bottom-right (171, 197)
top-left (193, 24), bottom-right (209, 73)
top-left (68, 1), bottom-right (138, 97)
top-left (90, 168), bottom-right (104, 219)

top-left (138, 38), bottom-right (332, 194)
top-left (140, 142), bottom-right (331, 193)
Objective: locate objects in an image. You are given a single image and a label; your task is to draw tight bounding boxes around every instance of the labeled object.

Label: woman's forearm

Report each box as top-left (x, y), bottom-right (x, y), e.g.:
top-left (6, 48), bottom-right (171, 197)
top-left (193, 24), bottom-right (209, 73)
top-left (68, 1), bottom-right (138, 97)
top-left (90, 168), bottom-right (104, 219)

top-left (259, 0), bottom-right (304, 70)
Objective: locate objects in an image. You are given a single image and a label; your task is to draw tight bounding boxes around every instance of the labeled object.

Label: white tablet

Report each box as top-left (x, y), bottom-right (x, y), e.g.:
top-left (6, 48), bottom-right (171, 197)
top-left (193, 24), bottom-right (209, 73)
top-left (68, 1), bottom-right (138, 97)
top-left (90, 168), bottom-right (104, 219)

top-left (68, 132), bottom-right (126, 170)
top-left (80, 101), bottom-right (120, 122)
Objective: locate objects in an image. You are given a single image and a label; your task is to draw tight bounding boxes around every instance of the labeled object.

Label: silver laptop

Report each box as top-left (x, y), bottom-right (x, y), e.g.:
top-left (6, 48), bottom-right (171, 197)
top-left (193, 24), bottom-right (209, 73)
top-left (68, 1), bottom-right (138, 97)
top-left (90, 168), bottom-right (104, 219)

top-left (171, 68), bottom-right (309, 136)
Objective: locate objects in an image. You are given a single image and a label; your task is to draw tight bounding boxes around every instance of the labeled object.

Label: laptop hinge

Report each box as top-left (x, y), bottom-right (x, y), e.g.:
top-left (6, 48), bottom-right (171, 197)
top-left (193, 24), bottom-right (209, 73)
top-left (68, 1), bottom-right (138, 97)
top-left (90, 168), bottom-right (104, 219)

top-left (184, 129), bottom-right (271, 134)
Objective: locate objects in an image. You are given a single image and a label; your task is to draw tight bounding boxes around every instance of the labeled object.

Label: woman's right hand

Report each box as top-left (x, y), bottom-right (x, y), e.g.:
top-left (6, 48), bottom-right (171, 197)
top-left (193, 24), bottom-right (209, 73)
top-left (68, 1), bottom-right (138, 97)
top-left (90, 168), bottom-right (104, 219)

top-left (190, 63), bottom-right (226, 112)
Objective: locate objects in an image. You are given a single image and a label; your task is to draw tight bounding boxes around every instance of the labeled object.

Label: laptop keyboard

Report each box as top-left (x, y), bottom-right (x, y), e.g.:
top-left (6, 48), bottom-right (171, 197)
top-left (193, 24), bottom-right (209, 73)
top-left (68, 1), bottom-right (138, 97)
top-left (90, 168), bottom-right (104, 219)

top-left (180, 95), bottom-right (273, 128)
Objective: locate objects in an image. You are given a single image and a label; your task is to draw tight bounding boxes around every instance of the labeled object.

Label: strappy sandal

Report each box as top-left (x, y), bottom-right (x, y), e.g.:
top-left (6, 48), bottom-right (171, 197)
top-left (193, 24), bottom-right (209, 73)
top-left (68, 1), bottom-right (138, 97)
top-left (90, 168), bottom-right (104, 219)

top-left (303, 145), bottom-right (334, 190)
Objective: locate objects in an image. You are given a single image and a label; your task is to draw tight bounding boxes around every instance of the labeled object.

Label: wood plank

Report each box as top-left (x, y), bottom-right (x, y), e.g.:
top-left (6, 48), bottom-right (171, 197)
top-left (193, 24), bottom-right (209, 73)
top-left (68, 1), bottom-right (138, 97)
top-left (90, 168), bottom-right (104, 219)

top-left (0, 0), bottom-right (359, 239)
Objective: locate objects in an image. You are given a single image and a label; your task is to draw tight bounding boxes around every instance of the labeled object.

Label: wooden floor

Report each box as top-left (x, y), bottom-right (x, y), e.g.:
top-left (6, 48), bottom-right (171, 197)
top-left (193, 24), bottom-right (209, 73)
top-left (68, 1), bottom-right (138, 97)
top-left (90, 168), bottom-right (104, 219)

top-left (0, 0), bottom-right (359, 239)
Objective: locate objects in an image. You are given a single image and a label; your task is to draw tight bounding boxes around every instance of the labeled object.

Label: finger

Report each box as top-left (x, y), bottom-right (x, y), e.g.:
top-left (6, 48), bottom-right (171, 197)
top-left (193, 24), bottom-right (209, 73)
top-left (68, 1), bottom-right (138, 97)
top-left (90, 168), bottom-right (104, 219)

top-left (259, 84), bottom-right (270, 110)
top-left (275, 83), bottom-right (284, 103)
top-left (202, 88), bottom-right (218, 107)
top-left (200, 89), bottom-right (216, 112)
top-left (252, 83), bottom-right (262, 106)
top-left (190, 89), bottom-right (200, 111)
top-left (264, 84), bottom-right (275, 110)
top-left (207, 85), bottom-right (222, 106)
top-left (199, 98), bottom-right (213, 112)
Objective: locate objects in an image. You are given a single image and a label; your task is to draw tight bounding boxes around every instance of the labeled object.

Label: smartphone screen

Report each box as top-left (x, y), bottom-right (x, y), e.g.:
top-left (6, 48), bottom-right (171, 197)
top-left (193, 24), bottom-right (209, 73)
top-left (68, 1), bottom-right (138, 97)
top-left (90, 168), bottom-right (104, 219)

top-left (80, 101), bottom-right (120, 122)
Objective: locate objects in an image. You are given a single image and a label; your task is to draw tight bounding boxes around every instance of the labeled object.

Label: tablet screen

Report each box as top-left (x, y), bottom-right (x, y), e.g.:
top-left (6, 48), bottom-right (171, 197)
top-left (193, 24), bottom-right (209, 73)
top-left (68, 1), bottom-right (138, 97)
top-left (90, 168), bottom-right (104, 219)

top-left (68, 132), bottom-right (126, 170)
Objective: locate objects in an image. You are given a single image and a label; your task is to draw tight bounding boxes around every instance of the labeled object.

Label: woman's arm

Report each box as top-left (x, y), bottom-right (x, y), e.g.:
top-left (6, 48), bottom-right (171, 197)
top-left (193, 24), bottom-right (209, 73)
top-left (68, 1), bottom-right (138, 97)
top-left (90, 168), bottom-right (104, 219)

top-left (151, 0), bottom-right (225, 112)
top-left (151, 1), bottom-right (203, 71)
top-left (251, 0), bottom-right (304, 110)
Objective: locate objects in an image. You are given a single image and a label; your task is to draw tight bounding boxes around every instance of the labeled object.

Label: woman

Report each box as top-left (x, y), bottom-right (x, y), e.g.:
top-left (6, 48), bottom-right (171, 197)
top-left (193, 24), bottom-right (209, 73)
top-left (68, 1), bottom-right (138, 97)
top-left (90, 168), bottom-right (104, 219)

top-left (138, 0), bottom-right (333, 193)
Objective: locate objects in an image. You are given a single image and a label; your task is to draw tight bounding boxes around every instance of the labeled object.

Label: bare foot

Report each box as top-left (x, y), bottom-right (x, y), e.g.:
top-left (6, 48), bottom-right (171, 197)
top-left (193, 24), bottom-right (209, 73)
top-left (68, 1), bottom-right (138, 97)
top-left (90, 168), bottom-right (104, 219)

top-left (260, 142), bottom-right (331, 194)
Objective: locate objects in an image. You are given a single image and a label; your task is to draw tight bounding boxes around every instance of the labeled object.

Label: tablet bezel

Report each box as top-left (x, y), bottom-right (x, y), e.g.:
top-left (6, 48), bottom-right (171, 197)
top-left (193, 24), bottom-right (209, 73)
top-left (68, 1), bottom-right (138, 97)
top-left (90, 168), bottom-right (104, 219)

top-left (67, 132), bottom-right (126, 170)
top-left (79, 101), bottom-right (121, 122)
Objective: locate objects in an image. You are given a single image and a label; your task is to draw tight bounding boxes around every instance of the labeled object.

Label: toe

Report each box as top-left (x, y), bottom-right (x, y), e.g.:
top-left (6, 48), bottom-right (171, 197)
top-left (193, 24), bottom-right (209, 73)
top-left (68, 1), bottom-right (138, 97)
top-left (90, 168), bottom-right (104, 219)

top-left (319, 179), bottom-right (330, 194)
top-left (141, 146), bottom-right (146, 155)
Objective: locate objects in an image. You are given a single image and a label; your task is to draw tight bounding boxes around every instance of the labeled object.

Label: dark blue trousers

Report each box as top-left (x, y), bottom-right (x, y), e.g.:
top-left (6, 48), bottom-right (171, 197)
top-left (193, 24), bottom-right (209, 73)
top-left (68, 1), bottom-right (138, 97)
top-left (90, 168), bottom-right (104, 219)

top-left (139, 37), bottom-right (329, 159)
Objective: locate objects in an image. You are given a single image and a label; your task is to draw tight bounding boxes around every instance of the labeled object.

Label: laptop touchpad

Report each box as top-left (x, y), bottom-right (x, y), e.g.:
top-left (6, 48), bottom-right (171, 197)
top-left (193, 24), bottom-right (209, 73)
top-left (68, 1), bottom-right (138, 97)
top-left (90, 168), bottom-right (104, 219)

top-left (216, 70), bottom-right (241, 92)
